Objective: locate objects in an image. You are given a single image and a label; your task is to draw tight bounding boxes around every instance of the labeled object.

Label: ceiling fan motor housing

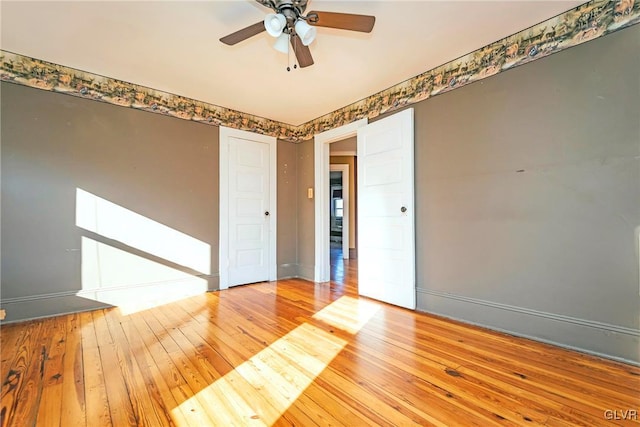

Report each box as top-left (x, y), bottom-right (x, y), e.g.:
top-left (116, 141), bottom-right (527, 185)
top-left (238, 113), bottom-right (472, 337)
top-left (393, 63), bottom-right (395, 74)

top-left (275, 0), bottom-right (308, 16)
top-left (272, 0), bottom-right (309, 36)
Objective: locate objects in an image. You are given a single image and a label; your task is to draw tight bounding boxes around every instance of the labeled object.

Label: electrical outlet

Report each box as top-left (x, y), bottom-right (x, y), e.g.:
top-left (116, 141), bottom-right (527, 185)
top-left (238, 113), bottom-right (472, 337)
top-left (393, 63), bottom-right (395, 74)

top-left (0, 309), bottom-right (6, 320)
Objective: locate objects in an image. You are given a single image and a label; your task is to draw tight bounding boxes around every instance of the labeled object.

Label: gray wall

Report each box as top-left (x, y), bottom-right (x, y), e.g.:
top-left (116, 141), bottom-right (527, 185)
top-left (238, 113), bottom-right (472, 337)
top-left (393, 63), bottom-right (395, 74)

top-left (412, 27), bottom-right (639, 363)
top-left (277, 139), bottom-right (298, 278)
top-left (296, 140), bottom-right (315, 280)
top-left (1, 83), bottom-right (300, 322)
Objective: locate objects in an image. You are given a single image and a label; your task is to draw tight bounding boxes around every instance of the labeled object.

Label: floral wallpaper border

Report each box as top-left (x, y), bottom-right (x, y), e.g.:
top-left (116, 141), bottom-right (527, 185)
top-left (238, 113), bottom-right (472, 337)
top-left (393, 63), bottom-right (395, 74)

top-left (1, 0), bottom-right (638, 142)
top-left (0, 52), bottom-right (301, 140)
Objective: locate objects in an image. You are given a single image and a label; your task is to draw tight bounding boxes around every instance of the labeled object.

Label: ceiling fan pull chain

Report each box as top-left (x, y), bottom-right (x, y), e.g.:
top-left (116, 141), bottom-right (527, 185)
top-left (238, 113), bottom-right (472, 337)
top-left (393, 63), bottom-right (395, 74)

top-left (293, 33), bottom-right (298, 70)
top-left (287, 34), bottom-right (291, 71)
top-left (287, 33), bottom-right (298, 71)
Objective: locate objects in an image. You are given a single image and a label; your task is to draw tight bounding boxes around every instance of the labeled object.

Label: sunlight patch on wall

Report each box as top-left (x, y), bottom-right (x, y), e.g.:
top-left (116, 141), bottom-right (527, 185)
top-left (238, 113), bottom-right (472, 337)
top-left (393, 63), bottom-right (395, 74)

top-left (78, 236), bottom-right (208, 315)
top-left (312, 295), bottom-right (381, 334)
top-left (173, 295), bottom-right (382, 425)
top-left (76, 188), bottom-right (211, 274)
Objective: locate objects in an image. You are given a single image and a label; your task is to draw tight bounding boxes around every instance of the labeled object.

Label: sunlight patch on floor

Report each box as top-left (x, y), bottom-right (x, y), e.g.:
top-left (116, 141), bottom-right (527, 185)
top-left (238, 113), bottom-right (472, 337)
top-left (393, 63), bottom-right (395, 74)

top-left (172, 295), bottom-right (380, 425)
top-left (173, 323), bottom-right (346, 425)
top-left (312, 295), bottom-right (381, 334)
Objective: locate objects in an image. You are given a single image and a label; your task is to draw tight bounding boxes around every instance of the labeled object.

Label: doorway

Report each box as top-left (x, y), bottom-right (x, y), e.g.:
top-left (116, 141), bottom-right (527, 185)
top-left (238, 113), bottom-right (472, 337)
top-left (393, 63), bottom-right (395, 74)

top-left (314, 119), bottom-right (367, 283)
top-left (314, 109), bottom-right (415, 309)
top-left (329, 164), bottom-right (349, 259)
top-left (329, 162), bottom-right (357, 286)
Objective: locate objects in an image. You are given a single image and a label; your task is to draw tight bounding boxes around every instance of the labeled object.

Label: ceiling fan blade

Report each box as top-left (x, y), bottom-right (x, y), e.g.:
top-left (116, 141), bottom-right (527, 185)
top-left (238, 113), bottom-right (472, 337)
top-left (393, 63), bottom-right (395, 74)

top-left (307, 11), bottom-right (375, 33)
top-left (220, 21), bottom-right (265, 45)
top-left (291, 34), bottom-right (314, 68)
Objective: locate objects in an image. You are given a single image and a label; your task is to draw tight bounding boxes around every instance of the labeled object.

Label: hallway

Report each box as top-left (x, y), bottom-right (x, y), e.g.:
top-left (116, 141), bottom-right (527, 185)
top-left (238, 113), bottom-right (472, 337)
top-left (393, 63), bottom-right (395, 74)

top-left (329, 243), bottom-right (357, 291)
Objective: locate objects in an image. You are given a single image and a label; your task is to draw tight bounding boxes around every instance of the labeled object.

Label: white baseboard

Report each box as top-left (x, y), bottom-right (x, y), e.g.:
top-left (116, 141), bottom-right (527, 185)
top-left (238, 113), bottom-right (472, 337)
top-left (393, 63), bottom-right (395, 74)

top-left (1, 274), bottom-right (218, 323)
top-left (417, 288), bottom-right (640, 365)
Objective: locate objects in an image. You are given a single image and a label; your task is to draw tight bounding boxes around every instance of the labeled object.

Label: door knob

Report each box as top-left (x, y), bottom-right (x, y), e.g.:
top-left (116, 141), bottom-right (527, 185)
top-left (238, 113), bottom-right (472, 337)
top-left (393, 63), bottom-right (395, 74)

top-left (265, 211), bottom-right (270, 216)
top-left (400, 206), bottom-right (407, 213)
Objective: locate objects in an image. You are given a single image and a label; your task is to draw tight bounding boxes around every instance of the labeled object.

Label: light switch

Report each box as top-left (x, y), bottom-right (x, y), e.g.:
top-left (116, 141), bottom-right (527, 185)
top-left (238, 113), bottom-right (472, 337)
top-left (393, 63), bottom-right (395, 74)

top-left (308, 187), bottom-right (313, 199)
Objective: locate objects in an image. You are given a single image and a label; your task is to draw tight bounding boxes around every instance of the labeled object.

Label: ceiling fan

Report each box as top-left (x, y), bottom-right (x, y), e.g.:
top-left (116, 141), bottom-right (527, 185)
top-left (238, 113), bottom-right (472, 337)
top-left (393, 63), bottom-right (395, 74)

top-left (220, 0), bottom-right (375, 68)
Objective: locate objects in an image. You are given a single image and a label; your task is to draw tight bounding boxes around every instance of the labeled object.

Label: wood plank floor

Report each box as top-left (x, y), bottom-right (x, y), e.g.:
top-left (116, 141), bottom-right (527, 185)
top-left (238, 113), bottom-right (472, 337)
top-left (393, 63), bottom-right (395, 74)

top-left (2, 254), bottom-right (639, 426)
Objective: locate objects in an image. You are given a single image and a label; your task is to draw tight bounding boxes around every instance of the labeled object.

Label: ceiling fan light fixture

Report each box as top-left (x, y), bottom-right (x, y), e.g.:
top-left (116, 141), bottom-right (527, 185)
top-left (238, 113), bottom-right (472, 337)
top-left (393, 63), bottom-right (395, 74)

top-left (294, 19), bottom-right (317, 46)
top-left (273, 33), bottom-right (289, 54)
top-left (264, 13), bottom-right (287, 37)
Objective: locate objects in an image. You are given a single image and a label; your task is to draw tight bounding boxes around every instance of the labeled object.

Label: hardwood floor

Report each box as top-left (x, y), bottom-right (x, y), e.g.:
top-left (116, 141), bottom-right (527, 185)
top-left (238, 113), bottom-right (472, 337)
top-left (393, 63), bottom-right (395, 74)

top-left (1, 255), bottom-right (639, 426)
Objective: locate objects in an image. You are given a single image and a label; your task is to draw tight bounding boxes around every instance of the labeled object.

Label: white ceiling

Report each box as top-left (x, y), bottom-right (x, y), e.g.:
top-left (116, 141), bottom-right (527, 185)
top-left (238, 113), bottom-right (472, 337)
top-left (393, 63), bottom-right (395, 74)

top-left (1, 0), bottom-right (584, 125)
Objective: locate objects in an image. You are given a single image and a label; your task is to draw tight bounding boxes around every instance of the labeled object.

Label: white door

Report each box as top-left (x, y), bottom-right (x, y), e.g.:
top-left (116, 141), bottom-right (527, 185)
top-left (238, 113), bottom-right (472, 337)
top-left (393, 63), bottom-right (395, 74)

top-left (357, 108), bottom-right (415, 309)
top-left (220, 127), bottom-right (277, 289)
top-left (228, 137), bottom-right (270, 285)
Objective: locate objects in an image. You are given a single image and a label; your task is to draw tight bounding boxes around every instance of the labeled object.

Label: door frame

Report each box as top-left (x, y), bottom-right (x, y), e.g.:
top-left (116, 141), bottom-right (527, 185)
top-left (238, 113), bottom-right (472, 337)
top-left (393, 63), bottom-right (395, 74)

top-left (314, 118), bottom-right (367, 282)
top-left (219, 126), bottom-right (277, 290)
top-left (329, 163), bottom-right (349, 259)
